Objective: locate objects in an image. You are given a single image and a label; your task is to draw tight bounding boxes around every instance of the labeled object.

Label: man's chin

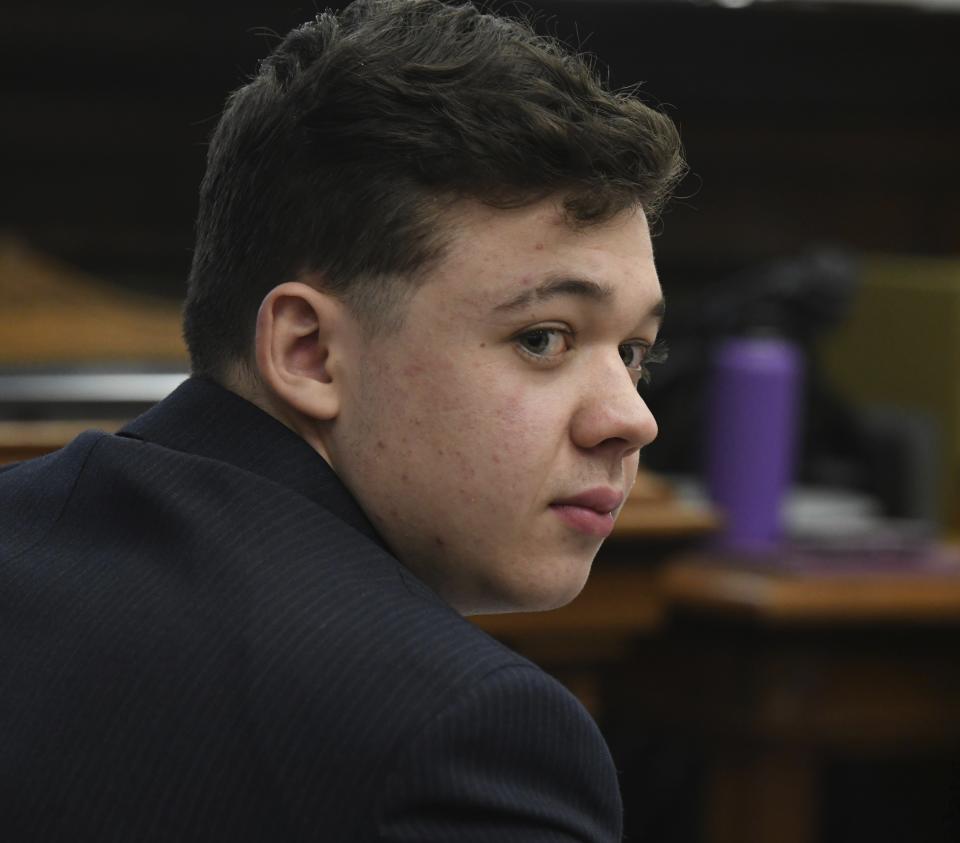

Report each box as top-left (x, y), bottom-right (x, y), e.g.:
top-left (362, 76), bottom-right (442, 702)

top-left (462, 562), bottom-right (593, 617)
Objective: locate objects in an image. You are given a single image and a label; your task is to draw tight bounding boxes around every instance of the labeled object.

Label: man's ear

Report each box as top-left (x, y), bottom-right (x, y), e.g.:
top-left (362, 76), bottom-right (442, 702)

top-left (254, 281), bottom-right (348, 421)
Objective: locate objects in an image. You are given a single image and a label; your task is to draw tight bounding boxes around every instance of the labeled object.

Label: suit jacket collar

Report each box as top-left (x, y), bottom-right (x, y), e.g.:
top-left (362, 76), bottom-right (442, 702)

top-left (119, 375), bottom-right (387, 550)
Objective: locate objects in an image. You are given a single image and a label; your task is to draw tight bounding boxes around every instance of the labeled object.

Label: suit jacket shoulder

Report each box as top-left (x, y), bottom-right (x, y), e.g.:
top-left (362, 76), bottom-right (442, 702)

top-left (0, 378), bottom-right (622, 842)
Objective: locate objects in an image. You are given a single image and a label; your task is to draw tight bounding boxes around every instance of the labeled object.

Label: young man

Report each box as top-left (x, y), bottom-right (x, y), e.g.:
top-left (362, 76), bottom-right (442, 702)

top-left (0, 1), bottom-right (684, 839)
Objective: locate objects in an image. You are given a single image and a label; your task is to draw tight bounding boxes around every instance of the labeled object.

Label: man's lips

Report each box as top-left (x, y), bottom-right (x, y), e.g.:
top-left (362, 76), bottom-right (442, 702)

top-left (549, 488), bottom-right (624, 538)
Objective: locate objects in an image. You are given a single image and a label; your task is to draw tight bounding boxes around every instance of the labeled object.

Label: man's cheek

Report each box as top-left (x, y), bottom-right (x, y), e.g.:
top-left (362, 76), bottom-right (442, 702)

top-left (497, 393), bottom-right (560, 453)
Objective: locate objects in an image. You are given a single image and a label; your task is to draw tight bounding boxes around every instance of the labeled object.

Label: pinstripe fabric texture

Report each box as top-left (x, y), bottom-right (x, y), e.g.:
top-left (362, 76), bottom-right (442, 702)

top-left (0, 376), bottom-right (623, 841)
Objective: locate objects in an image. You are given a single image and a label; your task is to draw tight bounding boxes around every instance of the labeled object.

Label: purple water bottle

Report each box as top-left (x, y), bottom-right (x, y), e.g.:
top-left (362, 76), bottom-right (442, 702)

top-left (705, 336), bottom-right (804, 552)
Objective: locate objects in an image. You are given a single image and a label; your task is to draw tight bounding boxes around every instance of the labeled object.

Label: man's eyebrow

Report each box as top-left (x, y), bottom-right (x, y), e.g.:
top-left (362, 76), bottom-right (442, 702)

top-left (492, 276), bottom-right (667, 324)
top-left (650, 295), bottom-right (666, 323)
top-left (492, 276), bottom-right (614, 313)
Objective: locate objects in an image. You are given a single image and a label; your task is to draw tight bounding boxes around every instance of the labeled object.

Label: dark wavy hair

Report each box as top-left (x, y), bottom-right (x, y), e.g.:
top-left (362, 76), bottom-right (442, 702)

top-left (182, 0), bottom-right (686, 380)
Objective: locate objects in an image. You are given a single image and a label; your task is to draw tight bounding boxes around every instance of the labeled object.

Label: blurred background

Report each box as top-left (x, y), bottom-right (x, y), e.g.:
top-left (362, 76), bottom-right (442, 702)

top-left (2, 0), bottom-right (959, 840)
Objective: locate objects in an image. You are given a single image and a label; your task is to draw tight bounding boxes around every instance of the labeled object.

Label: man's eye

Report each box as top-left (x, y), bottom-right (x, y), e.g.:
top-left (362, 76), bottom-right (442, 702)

top-left (618, 342), bottom-right (647, 370)
top-left (517, 328), bottom-right (570, 359)
top-left (631, 339), bottom-right (669, 386)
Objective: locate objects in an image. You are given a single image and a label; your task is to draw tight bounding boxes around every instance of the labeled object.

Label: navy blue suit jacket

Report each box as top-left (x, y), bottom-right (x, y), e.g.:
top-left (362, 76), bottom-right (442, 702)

top-left (0, 376), bottom-right (622, 841)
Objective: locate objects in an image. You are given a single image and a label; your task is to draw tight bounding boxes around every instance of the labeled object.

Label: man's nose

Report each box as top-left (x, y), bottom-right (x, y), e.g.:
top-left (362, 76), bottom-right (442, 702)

top-left (570, 363), bottom-right (659, 458)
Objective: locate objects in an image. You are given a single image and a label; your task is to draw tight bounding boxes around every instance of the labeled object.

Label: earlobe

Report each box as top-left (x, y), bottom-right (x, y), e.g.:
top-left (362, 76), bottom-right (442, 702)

top-left (255, 282), bottom-right (344, 422)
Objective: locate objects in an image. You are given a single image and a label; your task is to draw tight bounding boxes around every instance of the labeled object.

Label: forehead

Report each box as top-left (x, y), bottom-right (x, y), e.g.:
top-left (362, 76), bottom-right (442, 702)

top-left (424, 198), bottom-right (659, 315)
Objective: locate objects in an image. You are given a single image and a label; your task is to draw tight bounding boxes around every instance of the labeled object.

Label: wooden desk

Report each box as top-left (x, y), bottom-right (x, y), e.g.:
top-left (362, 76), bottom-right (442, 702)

top-left (663, 551), bottom-right (960, 623)
top-left (647, 555), bottom-right (960, 843)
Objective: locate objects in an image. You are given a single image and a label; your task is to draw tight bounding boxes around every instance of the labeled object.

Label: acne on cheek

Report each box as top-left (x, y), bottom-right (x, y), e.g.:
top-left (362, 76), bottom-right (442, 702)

top-left (494, 392), bottom-right (530, 427)
top-left (449, 449), bottom-right (477, 481)
top-left (400, 357), bottom-right (459, 404)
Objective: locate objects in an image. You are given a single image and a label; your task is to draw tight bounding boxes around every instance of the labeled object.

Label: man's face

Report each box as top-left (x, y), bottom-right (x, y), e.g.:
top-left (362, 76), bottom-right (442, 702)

top-left (329, 197), bottom-right (663, 615)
